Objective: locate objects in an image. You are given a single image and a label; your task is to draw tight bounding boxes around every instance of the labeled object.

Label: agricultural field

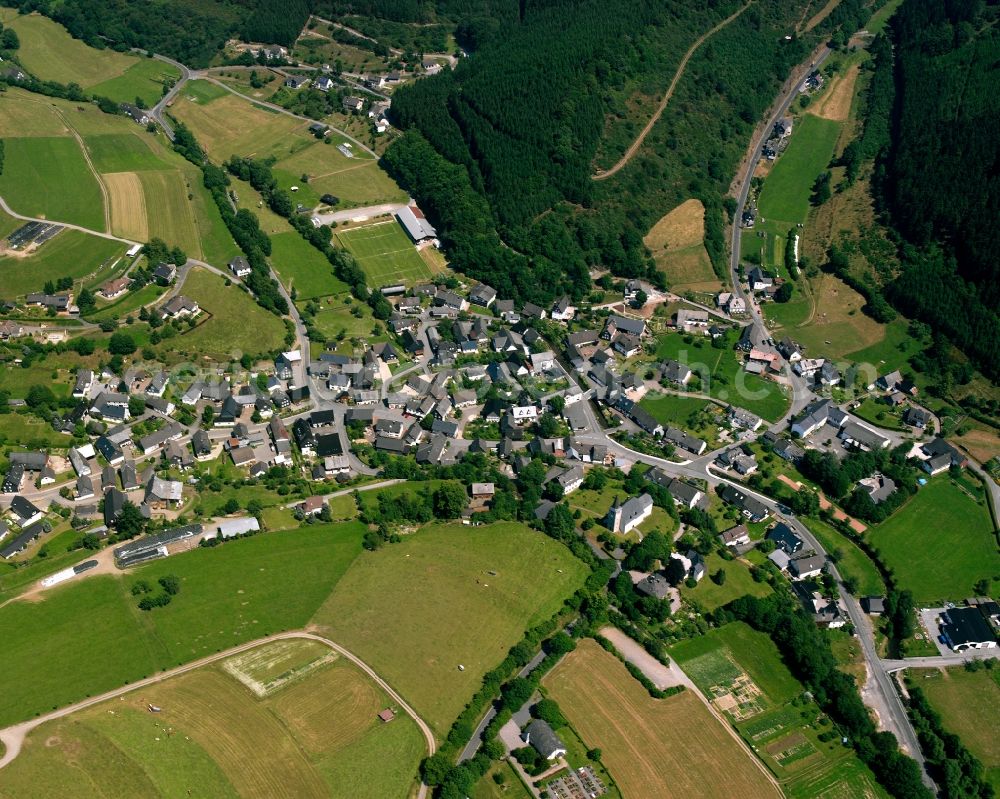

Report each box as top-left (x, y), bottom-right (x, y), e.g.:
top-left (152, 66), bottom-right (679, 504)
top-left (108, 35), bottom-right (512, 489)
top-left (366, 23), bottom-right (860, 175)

top-left (0, 523), bottom-right (365, 726)
top-left (654, 332), bottom-right (790, 421)
top-left (157, 268), bottom-right (287, 362)
top-left (670, 623), bottom-right (886, 798)
top-left (644, 199), bottom-right (721, 293)
top-left (334, 221), bottom-right (433, 288)
top-left (681, 552), bottom-right (773, 612)
top-left (0, 136), bottom-right (106, 230)
top-left (1, 639), bottom-right (425, 799)
top-left (270, 231), bottom-right (349, 299)
top-left (545, 638), bottom-right (780, 799)
top-left (912, 666), bottom-right (1000, 792)
top-left (868, 477), bottom-right (998, 604)
top-left (0, 229), bottom-right (125, 297)
top-left (310, 521), bottom-right (589, 736)
top-left (3, 11), bottom-right (179, 106)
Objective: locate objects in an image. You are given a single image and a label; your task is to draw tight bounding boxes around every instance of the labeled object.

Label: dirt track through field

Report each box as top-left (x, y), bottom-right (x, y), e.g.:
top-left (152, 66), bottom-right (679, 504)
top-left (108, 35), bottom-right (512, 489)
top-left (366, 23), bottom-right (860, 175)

top-left (104, 171), bottom-right (149, 241)
top-left (593, 1), bottom-right (753, 181)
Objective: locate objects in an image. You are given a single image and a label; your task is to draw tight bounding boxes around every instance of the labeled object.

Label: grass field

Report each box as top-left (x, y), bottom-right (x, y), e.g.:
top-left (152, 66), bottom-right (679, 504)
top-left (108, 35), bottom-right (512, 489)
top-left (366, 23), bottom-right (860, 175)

top-left (682, 552), bottom-right (773, 612)
top-left (270, 230), bottom-right (349, 299)
top-left (2, 639), bottom-right (425, 799)
top-left (0, 229), bottom-right (125, 297)
top-left (103, 171), bottom-right (149, 241)
top-left (334, 222), bottom-right (434, 288)
top-left (802, 517), bottom-right (885, 596)
top-left (6, 12), bottom-right (177, 105)
top-left (0, 136), bottom-right (106, 230)
top-left (138, 169), bottom-right (202, 255)
top-left (88, 58), bottom-right (181, 108)
top-left (473, 762), bottom-right (533, 799)
top-left (757, 114), bottom-right (842, 228)
top-left (913, 667), bottom-right (1000, 792)
top-left (311, 521), bottom-right (589, 737)
top-left (83, 133), bottom-right (172, 173)
top-left (0, 523), bottom-right (365, 726)
top-left (654, 332), bottom-right (790, 421)
top-left (869, 478), bottom-right (998, 603)
top-left (158, 269), bottom-right (287, 362)
top-left (545, 638), bottom-right (781, 799)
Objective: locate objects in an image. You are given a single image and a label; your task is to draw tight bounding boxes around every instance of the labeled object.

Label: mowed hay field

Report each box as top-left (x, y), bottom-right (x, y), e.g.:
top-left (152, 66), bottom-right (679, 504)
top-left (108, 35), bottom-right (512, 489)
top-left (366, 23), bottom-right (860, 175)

top-left (913, 667), bottom-right (1000, 792)
top-left (0, 136), bottom-right (106, 230)
top-left (104, 172), bottom-right (149, 241)
top-left (869, 477), bottom-right (999, 604)
top-left (644, 199), bottom-right (721, 292)
top-left (0, 229), bottom-right (125, 297)
top-left (812, 65), bottom-right (861, 122)
top-left (545, 639), bottom-right (780, 799)
top-left (158, 269), bottom-right (287, 362)
top-left (2, 640), bottom-right (425, 799)
top-left (334, 222), bottom-right (434, 287)
top-left (311, 522), bottom-right (589, 736)
top-left (3, 11), bottom-right (179, 106)
top-left (0, 524), bottom-right (365, 726)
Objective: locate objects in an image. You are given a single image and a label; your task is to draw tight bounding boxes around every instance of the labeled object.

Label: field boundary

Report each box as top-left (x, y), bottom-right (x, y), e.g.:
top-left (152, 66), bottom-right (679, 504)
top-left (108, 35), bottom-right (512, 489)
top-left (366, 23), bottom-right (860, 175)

top-left (0, 630), bottom-right (436, 777)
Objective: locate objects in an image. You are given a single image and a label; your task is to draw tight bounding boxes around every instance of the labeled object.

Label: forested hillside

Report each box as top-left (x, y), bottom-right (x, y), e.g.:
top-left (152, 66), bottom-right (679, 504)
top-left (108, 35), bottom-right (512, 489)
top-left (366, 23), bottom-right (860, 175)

top-left (873, 0), bottom-right (1000, 380)
top-left (384, 0), bottom-right (874, 303)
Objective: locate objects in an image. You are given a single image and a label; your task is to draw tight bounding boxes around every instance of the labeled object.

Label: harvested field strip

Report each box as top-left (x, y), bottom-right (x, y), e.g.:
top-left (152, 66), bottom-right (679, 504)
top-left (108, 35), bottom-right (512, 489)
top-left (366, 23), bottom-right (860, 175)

top-left (223, 639), bottom-right (337, 697)
top-left (104, 172), bottom-right (149, 242)
top-left (544, 639), bottom-right (781, 799)
top-left (139, 170), bottom-right (201, 259)
top-left (811, 65), bottom-right (859, 122)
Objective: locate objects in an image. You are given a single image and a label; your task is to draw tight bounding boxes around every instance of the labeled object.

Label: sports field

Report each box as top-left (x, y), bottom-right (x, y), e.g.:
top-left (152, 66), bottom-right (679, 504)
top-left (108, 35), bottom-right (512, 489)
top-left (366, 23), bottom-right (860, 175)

top-left (655, 332), bottom-right (790, 421)
top-left (311, 521), bottom-right (589, 736)
top-left (0, 523), bottom-right (365, 726)
top-left (334, 222), bottom-right (434, 288)
top-left (4, 12), bottom-right (178, 106)
top-left (158, 268), bottom-right (287, 362)
top-left (913, 667), bottom-right (1000, 792)
top-left (1, 639), bottom-right (425, 799)
top-left (270, 230), bottom-right (349, 299)
top-left (545, 638), bottom-right (781, 799)
top-left (757, 114), bottom-right (842, 228)
top-left (869, 477), bottom-right (999, 603)
top-left (0, 229), bottom-right (125, 297)
top-left (0, 136), bottom-right (106, 230)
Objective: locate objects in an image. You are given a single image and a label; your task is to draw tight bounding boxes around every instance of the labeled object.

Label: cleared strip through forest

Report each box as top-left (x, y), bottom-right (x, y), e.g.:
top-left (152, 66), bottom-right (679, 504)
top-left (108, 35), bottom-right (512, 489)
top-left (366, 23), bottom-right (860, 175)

top-left (592, 1), bottom-right (754, 181)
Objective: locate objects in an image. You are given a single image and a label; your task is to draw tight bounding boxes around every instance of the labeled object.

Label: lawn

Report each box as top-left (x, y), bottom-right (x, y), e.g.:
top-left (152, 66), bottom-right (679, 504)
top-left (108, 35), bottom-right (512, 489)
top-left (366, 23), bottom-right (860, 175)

top-left (802, 517), bottom-right (885, 597)
top-left (88, 57), bottom-right (181, 108)
top-left (869, 477), bottom-right (999, 603)
top-left (0, 522), bottom-right (365, 726)
top-left (1, 639), bottom-right (424, 799)
top-left (334, 222), bottom-right (434, 288)
top-left (682, 552), bottom-right (773, 612)
top-left (545, 638), bottom-right (781, 799)
top-left (0, 228), bottom-right (124, 297)
top-left (158, 268), bottom-right (287, 362)
top-left (310, 521), bottom-right (589, 737)
top-left (912, 667), bottom-right (1000, 792)
top-left (473, 762), bottom-right (532, 799)
top-left (86, 282), bottom-right (166, 322)
top-left (654, 332), bottom-right (790, 421)
top-left (638, 392), bottom-right (712, 426)
top-left (757, 114), bottom-right (842, 227)
top-left (0, 136), bottom-right (106, 230)
top-left (270, 230), bottom-right (349, 299)
top-left (851, 397), bottom-right (906, 431)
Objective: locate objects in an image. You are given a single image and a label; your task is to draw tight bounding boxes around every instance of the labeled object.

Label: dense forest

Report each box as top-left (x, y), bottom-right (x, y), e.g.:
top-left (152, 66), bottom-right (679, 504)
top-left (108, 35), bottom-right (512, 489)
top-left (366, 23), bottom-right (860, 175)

top-left (871, 0), bottom-right (1000, 380)
top-left (383, 0), bottom-right (875, 303)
